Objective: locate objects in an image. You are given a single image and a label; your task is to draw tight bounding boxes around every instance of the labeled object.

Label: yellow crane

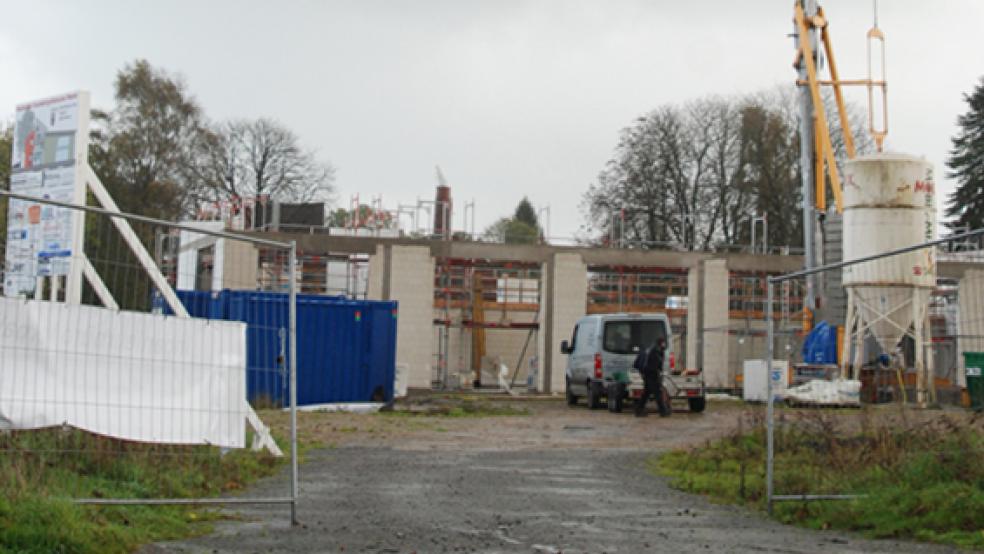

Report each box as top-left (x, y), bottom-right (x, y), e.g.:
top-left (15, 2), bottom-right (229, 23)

top-left (793, 0), bottom-right (886, 215)
top-left (793, 0), bottom-right (889, 364)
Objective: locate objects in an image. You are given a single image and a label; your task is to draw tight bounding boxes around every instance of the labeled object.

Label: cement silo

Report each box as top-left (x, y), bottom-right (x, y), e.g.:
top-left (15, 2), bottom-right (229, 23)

top-left (841, 152), bottom-right (937, 405)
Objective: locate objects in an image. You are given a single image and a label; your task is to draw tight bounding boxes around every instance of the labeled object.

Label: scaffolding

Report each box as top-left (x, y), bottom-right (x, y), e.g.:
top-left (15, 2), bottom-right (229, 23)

top-left (586, 266), bottom-right (689, 315)
top-left (256, 249), bottom-right (369, 297)
top-left (432, 258), bottom-right (542, 390)
top-left (585, 265), bottom-right (690, 370)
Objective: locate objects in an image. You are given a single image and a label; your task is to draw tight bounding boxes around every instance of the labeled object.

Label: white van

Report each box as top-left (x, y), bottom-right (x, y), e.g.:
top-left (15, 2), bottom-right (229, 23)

top-left (560, 313), bottom-right (706, 413)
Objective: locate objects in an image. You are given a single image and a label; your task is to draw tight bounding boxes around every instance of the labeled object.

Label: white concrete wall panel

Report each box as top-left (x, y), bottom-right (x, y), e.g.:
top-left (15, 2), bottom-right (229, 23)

top-left (702, 259), bottom-right (730, 388)
top-left (221, 239), bottom-right (257, 290)
top-left (387, 246), bottom-right (435, 389)
top-left (366, 245), bottom-right (385, 300)
top-left (547, 253), bottom-right (588, 394)
top-left (687, 267), bottom-right (700, 372)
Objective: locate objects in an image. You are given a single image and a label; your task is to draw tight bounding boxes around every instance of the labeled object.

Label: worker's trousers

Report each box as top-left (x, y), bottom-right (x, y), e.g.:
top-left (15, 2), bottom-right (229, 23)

top-left (635, 371), bottom-right (670, 417)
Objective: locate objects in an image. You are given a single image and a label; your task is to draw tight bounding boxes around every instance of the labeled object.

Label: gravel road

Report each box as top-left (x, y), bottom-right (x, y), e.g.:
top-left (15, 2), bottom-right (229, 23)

top-left (145, 399), bottom-right (960, 554)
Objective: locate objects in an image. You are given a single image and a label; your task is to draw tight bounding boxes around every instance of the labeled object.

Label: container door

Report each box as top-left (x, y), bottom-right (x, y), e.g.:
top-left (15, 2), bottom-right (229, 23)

top-left (366, 302), bottom-right (397, 403)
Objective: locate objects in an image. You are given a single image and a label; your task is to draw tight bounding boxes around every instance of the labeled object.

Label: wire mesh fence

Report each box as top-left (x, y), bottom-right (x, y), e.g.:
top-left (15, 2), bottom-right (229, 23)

top-left (762, 229), bottom-right (984, 513)
top-left (0, 191), bottom-right (298, 520)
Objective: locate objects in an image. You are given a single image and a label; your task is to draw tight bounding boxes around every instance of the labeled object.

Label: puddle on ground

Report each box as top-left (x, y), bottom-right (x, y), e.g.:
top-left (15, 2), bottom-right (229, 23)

top-left (562, 425), bottom-right (595, 431)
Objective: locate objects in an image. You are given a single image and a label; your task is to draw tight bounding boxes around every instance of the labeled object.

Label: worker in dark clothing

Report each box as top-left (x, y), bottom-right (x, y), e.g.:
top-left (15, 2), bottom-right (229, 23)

top-left (633, 339), bottom-right (671, 417)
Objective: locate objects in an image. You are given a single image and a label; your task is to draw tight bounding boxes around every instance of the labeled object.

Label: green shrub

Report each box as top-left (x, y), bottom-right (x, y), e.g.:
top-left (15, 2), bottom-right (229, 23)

top-left (0, 428), bottom-right (285, 553)
top-left (654, 409), bottom-right (984, 549)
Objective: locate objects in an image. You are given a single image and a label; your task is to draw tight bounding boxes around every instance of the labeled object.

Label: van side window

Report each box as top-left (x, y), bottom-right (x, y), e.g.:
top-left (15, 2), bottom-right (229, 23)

top-left (569, 325), bottom-right (578, 353)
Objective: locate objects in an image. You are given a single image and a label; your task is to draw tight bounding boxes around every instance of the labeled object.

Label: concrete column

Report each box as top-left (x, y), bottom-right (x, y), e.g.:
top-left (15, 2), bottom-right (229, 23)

top-left (221, 239), bottom-right (258, 290)
top-left (536, 266), bottom-right (548, 392)
top-left (686, 264), bottom-right (702, 372)
top-left (367, 245), bottom-right (435, 389)
top-left (366, 245), bottom-right (385, 299)
top-left (541, 252), bottom-right (587, 394)
top-left (701, 259), bottom-right (730, 389)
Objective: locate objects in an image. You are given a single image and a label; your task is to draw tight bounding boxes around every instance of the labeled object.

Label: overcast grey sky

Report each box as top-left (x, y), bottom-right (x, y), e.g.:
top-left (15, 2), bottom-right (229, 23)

top-left (1, 0), bottom-right (980, 239)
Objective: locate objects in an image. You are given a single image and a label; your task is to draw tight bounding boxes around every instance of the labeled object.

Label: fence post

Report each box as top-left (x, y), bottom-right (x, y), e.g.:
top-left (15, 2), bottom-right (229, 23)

top-left (766, 279), bottom-right (775, 516)
top-left (289, 240), bottom-right (299, 526)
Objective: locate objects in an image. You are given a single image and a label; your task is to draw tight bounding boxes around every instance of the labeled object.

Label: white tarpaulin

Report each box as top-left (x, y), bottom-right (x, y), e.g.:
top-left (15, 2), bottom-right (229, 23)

top-left (784, 379), bottom-right (861, 407)
top-left (0, 297), bottom-right (247, 447)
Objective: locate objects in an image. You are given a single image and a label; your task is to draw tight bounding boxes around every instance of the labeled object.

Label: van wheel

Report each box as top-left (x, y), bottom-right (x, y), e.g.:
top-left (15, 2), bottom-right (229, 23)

top-left (587, 382), bottom-right (602, 410)
top-left (688, 395), bottom-right (706, 413)
top-left (566, 379), bottom-right (578, 406)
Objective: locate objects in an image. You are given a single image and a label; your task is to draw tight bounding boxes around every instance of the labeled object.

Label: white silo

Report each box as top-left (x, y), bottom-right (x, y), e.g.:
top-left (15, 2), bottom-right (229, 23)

top-left (840, 152), bottom-right (937, 406)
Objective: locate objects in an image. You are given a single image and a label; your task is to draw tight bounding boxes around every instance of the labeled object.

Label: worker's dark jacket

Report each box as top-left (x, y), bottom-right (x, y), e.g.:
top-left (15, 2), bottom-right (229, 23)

top-left (633, 345), bottom-right (663, 376)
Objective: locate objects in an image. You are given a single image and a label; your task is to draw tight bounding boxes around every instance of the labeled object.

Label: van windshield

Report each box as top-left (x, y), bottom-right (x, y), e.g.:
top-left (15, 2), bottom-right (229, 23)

top-left (602, 320), bottom-right (667, 354)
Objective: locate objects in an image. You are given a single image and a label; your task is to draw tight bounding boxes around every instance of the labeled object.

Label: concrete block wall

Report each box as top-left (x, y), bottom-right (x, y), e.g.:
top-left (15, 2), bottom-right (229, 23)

top-left (542, 253), bottom-right (588, 394)
top-left (537, 282), bottom-right (549, 392)
top-left (701, 259), bottom-right (730, 388)
top-left (220, 239), bottom-right (258, 289)
top-left (686, 266), bottom-right (701, 372)
top-left (367, 245), bottom-right (435, 389)
top-left (366, 246), bottom-right (385, 299)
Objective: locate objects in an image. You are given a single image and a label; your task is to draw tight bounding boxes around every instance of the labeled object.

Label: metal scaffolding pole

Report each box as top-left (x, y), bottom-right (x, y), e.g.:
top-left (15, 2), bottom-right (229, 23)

top-left (766, 280), bottom-right (775, 515)
top-left (796, 0), bottom-right (820, 311)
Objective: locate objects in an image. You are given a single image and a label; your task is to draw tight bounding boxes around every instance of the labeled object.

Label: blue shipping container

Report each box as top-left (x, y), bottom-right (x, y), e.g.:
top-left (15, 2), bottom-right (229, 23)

top-left (166, 289), bottom-right (398, 406)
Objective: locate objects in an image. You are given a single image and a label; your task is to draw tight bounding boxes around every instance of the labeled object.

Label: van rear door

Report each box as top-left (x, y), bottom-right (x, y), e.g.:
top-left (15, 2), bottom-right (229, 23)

top-left (601, 318), bottom-right (669, 375)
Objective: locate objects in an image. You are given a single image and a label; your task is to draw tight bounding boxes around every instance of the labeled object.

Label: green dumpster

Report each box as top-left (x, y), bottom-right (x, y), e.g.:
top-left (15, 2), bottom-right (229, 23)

top-left (963, 352), bottom-right (984, 411)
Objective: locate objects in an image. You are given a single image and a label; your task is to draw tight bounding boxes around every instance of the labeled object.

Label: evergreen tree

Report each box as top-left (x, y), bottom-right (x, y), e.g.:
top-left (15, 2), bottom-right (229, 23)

top-left (513, 197), bottom-right (538, 228)
top-left (483, 198), bottom-right (542, 244)
top-left (945, 77), bottom-right (984, 231)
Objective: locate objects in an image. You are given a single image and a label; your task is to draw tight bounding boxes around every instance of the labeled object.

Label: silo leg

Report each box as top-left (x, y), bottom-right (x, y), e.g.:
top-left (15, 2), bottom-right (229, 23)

top-left (841, 290), bottom-right (855, 380)
top-left (853, 314), bottom-right (865, 381)
top-left (924, 310), bottom-right (937, 404)
top-left (914, 299), bottom-right (927, 408)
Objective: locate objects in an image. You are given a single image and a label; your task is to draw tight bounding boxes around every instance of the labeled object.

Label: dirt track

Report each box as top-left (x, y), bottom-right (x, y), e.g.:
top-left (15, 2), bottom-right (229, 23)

top-left (144, 397), bottom-right (959, 553)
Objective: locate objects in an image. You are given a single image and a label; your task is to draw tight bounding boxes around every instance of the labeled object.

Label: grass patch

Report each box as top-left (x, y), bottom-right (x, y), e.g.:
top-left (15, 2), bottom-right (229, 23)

top-left (653, 409), bottom-right (984, 549)
top-left (0, 427), bottom-right (288, 553)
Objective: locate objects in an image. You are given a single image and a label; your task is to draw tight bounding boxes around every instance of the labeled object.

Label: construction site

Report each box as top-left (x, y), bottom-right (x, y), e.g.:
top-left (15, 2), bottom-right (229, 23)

top-left (3, 1), bottom-right (984, 552)
top-left (161, 172), bottom-right (984, 406)
top-left (154, 0), bottom-right (984, 410)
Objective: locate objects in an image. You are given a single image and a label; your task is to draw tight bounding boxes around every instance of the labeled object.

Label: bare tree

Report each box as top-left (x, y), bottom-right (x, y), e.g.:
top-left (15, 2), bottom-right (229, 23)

top-left (583, 99), bottom-right (739, 251)
top-left (741, 86), bottom-right (873, 248)
top-left (582, 112), bottom-right (672, 248)
top-left (193, 118), bottom-right (335, 206)
top-left (582, 87), bottom-right (872, 251)
top-left (739, 102), bottom-right (801, 248)
top-left (709, 99), bottom-right (753, 246)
